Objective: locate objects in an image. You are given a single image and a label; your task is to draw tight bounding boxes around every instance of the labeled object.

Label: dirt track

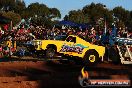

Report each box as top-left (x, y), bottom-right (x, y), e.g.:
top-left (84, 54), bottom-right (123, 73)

top-left (0, 58), bottom-right (131, 88)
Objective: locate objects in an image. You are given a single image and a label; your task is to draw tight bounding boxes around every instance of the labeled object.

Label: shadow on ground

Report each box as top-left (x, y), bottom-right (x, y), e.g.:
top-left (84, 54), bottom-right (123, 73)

top-left (0, 60), bottom-right (130, 88)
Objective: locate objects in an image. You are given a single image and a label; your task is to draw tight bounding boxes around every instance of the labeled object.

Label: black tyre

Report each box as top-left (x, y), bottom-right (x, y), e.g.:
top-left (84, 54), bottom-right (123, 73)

top-left (46, 48), bottom-right (56, 58)
top-left (108, 47), bottom-right (121, 64)
top-left (32, 51), bottom-right (38, 58)
top-left (83, 50), bottom-right (99, 65)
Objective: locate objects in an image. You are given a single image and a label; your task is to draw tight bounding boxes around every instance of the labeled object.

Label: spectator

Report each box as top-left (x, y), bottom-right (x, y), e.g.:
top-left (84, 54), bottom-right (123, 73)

top-left (0, 44), bottom-right (3, 57)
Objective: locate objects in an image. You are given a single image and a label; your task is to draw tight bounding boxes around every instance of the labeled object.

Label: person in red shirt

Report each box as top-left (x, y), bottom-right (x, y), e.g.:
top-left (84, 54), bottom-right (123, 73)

top-left (3, 24), bottom-right (9, 31)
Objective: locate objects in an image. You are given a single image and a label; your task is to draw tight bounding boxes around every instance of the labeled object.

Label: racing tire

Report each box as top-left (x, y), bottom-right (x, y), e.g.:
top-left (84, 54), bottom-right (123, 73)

top-left (108, 47), bottom-right (121, 64)
top-left (83, 50), bottom-right (100, 65)
top-left (46, 48), bottom-right (56, 59)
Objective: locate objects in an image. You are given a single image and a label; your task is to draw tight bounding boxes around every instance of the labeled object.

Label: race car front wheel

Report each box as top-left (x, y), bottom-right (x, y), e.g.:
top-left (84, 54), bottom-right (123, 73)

top-left (83, 50), bottom-right (99, 65)
top-left (46, 48), bottom-right (56, 58)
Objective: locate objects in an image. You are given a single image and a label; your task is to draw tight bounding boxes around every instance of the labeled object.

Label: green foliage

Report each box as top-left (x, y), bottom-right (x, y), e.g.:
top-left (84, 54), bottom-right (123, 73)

top-left (113, 7), bottom-right (130, 22)
top-left (0, 1), bottom-right (61, 27)
top-left (113, 6), bottom-right (131, 29)
top-left (13, 1), bottom-right (26, 14)
top-left (66, 10), bottom-right (89, 24)
top-left (27, 2), bottom-right (50, 17)
top-left (24, 2), bottom-right (61, 19)
top-left (23, 2), bottom-right (61, 27)
top-left (50, 8), bottom-right (61, 19)
top-left (64, 2), bottom-right (132, 29)
top-left (0, 0), bottom-right (24, 25)
top-left (1, 11), bottom-right (21, 26)
top-left (0, 0), bottom-right (26, 14)
top-left (0, 0), bottom-right (15, 9)
top-left (64, 3), bottom-right (113, 28)
top-left (0, 1), bottom-right (132, 29)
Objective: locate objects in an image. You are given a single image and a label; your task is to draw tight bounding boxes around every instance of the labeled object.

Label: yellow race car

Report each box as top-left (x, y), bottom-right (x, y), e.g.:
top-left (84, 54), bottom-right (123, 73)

top-left (32, 35), bottom-right (105, 64)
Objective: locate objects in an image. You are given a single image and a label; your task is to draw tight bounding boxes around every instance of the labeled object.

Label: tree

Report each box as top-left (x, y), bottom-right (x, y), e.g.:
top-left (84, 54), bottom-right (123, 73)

top-left (13, 1), bottom-right (26, 14)
top-left (130, 11), bottom-right (132, 19)
top-left (27, 3), bottom-right (50, 17)
top-left (0, 0), bottom-right (26, 13)
top-left (66, 10), bottom-right (78, 22)
top-left (0, 0), bottom-right (15, 10)
top-left (83, 3), bottom-right (113, 26)
top-left (64, 3), bottom-right (113, 28)
top-left (24, 2), bottom-right (61, 27)
top-left (1, 11), bottom-right (21, 26)
top-left (64, 15), bottom-right (68, 21)
top-left (113, 6), bottom-right (131, 28)
top-left (64, 10), bottom-right (90, 24)
top-left (50, 8), bottom-right (61, 19)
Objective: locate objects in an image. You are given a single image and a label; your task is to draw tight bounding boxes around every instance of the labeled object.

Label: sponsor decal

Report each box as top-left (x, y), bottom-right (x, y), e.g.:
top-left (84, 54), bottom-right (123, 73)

top-left (60, 43), bottom-right (88, 54)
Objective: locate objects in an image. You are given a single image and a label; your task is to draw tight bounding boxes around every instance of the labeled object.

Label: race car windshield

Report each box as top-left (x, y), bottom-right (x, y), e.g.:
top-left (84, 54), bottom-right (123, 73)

top-left (66, 36), bottom-right (76, 43)
top-left (54, 35), bottom-right (67, 41)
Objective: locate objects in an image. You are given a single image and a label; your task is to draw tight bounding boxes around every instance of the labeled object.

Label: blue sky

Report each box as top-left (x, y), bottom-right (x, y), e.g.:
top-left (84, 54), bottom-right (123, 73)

top-left (25, 0), bottom-right (132, 19)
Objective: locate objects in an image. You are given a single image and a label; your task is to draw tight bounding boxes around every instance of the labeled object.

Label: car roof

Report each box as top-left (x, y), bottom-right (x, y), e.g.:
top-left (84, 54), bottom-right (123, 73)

top-left (68, 35), bottom-right (77, 37)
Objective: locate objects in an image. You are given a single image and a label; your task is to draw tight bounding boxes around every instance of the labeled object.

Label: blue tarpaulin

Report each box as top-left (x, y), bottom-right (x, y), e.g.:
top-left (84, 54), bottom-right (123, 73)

top-left (76, 23), bottom-right (89, 29)
top-left (59, 21), bottom-right (77, 27)
top-left (59, 20), bottom-right (89, 29)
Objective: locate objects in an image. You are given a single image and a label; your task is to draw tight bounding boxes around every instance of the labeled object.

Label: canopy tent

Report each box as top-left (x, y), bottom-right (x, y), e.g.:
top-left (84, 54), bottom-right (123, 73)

top-left (59, 20), bottom-right (77, 27)
top-left (76, 23), bottom-right (90, 29)
top-left (59, 20), bottom-right (90, 29)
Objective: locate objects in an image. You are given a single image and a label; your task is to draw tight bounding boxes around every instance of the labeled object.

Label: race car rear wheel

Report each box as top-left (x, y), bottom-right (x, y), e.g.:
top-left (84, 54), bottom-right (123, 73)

top-left (83, 50), bottom-right (99, 65)
top-left (89, 55), bottom-right (96, 62)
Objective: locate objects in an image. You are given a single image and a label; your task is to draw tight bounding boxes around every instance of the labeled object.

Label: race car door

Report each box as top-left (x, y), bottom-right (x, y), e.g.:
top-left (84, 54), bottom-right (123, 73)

top-left (59, 36), bottom-right (76, 55)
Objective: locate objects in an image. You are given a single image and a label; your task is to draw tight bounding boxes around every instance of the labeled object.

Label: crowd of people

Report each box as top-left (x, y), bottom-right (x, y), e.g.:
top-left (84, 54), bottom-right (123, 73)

top-left (0, 23), bottom-right (131, 57)
top-left (28, 25), bottom-right (132, 44)
top-left (0, 24), bottom-right (132, 45)
top-left (0, 23), bottom-right (132, 44)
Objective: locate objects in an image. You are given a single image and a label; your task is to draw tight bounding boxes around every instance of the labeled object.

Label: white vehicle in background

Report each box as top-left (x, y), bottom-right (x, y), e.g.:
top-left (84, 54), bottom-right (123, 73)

top-left (115, 37), bottom-right (132, 64)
